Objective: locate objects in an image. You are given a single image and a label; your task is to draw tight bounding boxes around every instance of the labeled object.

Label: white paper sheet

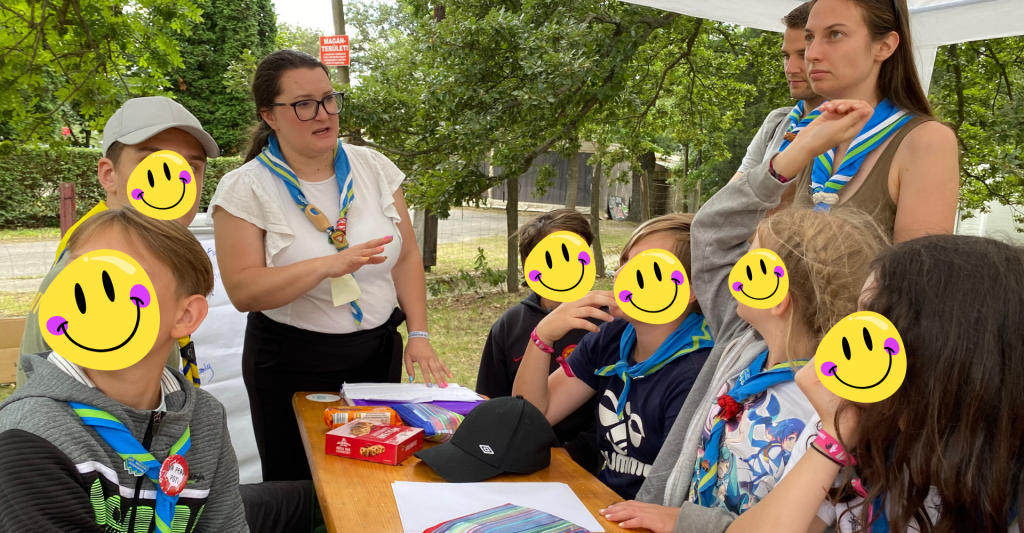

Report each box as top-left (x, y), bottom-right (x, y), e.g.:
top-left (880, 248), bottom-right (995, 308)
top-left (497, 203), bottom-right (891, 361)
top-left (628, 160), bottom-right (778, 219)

top-left (342, 382), bottom-right (484, 403)
top-left (391, 482), bottom-right (604, 533)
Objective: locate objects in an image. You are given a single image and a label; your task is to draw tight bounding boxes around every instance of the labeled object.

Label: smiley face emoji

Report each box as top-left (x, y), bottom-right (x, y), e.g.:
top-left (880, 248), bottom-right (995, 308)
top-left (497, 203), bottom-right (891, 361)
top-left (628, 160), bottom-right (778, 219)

top-left (524, 231), bottom-right (595, 302)
top-left (815, 311), bottom-right (906, 403)
top-left (614, 249), bottom-right (691, 325)
top-left (729, 248), bottom-right (789, 309)
top-left (126, 150), bottom-right (197, 221)
top-left (38, 250), bottom-right (160, 371)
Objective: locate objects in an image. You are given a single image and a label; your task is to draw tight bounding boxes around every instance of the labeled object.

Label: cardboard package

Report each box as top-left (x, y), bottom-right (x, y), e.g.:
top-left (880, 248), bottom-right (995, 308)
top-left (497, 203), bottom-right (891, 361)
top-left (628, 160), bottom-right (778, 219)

top-left (325, 420), bottom-right (424, 465)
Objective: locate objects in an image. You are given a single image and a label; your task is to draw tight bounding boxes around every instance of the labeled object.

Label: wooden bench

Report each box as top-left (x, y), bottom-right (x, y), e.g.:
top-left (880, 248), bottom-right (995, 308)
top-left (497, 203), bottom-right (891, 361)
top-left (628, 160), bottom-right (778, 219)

top-left (0, 318), bottom-right (25, 384)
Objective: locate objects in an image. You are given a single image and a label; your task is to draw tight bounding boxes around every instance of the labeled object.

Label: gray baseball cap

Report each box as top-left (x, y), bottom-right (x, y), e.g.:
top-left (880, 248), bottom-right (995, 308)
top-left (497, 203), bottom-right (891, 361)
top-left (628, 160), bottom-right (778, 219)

top-left (102, 96), bottom-right (220, 158)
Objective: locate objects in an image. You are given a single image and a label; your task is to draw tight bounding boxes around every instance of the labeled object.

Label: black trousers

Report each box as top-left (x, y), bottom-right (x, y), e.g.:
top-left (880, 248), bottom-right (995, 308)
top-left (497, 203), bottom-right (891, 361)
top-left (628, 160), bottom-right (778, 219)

top-left (239, 481), bottom-right (316, 533)
top-left (242, 309), bottom-right (406, 482)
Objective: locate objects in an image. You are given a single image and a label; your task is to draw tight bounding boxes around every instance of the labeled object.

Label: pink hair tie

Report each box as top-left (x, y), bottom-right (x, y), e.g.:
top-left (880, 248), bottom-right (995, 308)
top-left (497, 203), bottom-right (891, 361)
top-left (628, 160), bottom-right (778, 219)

top-left (814, 429), bottom-right (856, 467)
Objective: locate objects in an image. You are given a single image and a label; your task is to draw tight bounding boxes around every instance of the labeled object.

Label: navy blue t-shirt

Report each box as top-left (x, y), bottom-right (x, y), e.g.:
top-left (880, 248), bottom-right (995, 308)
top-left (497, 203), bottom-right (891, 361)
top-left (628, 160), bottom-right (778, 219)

top-left (568, 317), bottom-right (712, 500)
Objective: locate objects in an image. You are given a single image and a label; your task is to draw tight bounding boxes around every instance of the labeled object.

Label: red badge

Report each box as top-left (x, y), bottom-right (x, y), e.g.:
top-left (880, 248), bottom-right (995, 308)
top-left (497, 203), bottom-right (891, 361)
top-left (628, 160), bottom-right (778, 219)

top-left (561, 344), bottom-right (577, 360)
top-left (159, 454), bottom-right (189, 496)
top-left (336, 217), bottom-right (347, 234)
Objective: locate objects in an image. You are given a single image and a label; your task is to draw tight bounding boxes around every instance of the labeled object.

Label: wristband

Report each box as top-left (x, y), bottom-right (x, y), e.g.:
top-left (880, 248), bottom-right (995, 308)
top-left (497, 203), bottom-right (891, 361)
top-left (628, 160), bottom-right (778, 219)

top-left (809, 441), bottom-right (844, 467)
top-left (408, 331), bottom-right (429, 340)
top-left (768, 155), bottom-right (792, 184)
top-left (530, 329), bottom-right (555, 354)
top-left (813, 429), bottom-right (855, 467)
top-left (556, 356), bottom-right (575, 378)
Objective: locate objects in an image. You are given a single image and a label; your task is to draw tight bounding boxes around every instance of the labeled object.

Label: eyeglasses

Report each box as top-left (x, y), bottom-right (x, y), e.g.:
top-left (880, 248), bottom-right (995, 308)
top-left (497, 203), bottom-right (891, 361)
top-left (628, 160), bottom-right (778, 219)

top-left (269, 92), bottom-right (345, 121)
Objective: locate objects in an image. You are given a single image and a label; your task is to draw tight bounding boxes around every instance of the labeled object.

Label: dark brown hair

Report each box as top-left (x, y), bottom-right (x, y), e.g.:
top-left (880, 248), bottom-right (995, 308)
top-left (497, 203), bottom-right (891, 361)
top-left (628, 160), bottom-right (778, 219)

top-left (517, 209), bottom-right (594, 268)
top-left (783, 1), bottom-right (813, 29)
top-left (812, 0), bottom-right (934, 118)
top-left (67, 207), bottom-right (214, 298)
top-left (757, 207), bottom-right (888, 359)
top-left (244, 50), bottom-right (331, 163)
top-left (619, 213), bottom-right (701, 314)
top-left (835, 235), bottom-right (1024, 532)
top-left (105, 141), bottom-right (127, 168)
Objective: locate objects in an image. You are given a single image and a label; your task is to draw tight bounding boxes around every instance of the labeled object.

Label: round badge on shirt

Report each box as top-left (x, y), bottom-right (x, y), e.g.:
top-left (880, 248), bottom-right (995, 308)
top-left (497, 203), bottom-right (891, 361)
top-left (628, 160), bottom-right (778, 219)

top-left (159, 454), bottom-right (189, 497)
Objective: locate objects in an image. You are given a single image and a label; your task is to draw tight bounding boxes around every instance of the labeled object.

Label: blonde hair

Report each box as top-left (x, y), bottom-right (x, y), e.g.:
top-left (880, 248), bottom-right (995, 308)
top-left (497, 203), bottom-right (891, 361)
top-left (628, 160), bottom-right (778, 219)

top-left (620, 213), bottom-right (700, 314)
top-left (66, 207), bottom-right (214, 299)
top-left (757, 207), bottom-right (889, 358)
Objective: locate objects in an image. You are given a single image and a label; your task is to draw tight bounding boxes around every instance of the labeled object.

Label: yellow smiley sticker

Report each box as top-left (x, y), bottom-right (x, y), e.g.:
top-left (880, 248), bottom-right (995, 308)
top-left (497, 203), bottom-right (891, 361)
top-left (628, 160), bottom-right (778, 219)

top-left (815, 311), bottom-right (906, 403)
top-left (38, 250), bottom-right (160, 371)
top-left (524, 231), bottom-right (595, 302)
top-left (126, 150), bottom-right (197, 220)
top-left (729, 248), bottom-right (789, 309)
top-left (614, 249), bottom-right (690, 325)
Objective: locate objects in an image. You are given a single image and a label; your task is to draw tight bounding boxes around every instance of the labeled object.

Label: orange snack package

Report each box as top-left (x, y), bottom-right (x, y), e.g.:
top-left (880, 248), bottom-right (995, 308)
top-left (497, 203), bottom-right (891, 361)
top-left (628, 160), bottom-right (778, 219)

top-left (324, 406), bottom-right (403, 429)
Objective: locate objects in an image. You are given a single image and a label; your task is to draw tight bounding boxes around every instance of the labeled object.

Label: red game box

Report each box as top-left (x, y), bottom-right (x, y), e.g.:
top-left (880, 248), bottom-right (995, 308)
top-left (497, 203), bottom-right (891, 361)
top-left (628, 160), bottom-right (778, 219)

top-left (325, 420), bottom-right (425, 465)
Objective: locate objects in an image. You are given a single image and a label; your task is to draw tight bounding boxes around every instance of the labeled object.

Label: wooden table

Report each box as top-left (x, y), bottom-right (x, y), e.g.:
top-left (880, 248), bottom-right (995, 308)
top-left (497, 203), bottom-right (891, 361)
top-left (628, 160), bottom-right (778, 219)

top-left (293, 392), bottom-right (630, 533)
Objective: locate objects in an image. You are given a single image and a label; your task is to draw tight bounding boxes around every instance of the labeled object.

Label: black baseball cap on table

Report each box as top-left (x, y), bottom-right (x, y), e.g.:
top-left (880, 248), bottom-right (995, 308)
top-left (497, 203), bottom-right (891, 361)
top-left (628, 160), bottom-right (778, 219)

top-left (414, 395), bottom-right (559, 483)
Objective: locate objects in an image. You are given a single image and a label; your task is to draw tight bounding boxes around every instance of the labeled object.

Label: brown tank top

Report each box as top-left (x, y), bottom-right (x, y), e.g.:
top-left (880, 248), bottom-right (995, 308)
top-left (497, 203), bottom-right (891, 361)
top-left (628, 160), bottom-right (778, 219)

top-left (791, 116), bottom-right (933, 238)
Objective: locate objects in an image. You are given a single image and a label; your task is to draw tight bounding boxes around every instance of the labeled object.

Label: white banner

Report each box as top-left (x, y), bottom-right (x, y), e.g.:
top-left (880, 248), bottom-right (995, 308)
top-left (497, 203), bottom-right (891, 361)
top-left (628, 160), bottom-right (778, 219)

top-left (189, 220), bottom-right (262, 484)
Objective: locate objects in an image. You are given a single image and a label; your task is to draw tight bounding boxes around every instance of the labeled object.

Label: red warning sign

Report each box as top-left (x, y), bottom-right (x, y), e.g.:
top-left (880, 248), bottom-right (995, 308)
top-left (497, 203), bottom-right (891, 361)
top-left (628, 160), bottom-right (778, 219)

top-left (320, 35), bottom-right (350, 66)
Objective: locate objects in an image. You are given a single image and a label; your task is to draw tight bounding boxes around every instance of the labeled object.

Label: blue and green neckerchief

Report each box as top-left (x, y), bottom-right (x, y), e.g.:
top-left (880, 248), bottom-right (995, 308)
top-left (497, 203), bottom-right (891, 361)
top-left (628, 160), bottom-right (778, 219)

top-left (693, 349), bottom-right (807, 507)
top-left (69, 402), bottom-right (191, 533)
top-left (257, 134), bottom-right (363, 324)
top-left (595, 313), bottom-right (714, 419)
top-left (808, 99), bottom-right (912, 212)
top-left (778, 100), bottom-right (823, 152)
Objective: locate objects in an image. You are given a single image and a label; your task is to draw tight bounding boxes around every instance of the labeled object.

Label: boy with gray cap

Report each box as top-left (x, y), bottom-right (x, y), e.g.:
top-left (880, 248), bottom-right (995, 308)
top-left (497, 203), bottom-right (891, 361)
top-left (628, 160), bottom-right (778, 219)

top-left (17, 97), bottom-right (219, 386)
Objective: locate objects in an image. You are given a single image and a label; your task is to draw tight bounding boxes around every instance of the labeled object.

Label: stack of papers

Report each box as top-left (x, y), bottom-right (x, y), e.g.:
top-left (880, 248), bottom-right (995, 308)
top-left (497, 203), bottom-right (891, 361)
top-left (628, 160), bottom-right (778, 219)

top-left (391, 482), bottom-right (604, 533)
top-left (342, 382), bottom-right (485, 403)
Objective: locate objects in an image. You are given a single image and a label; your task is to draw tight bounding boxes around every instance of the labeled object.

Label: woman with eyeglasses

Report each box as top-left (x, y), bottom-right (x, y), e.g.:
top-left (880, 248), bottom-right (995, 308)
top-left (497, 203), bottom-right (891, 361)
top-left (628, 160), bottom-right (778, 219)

top-left (759, 0), bottom-right (958, 244)
top-left (208, 50), bottom-right (450, 482)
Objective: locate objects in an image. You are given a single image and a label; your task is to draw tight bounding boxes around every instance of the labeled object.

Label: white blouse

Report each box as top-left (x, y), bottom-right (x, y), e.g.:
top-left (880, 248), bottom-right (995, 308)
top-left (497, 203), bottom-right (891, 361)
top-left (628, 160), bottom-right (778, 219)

top-left (208, 144), bottom-right (406, 334)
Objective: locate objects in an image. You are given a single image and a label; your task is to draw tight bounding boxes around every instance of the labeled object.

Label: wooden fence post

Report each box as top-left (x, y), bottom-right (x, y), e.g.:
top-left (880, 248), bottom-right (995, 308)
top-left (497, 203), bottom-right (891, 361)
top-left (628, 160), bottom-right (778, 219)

top-left (59, 183), bottom-right (76, 236)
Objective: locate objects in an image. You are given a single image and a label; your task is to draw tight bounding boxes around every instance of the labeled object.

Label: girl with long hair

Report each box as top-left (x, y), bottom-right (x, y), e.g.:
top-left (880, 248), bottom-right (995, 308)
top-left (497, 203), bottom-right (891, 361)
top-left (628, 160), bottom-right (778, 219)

top-left (768, 0), bottom-right (959, 243)
top-left (728, 235), bottom-right (1024, 532)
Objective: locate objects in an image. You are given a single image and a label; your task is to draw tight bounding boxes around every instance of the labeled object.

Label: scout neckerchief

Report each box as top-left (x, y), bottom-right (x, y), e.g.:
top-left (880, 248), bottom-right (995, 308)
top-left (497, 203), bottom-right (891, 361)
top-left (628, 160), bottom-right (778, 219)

top-left (69, 402), bottom-right (191, 533)
top-left (54, 201), bottom-right (108, 265)
top-left (595, 313), bottom-right (714, 419)
top-left (809, 99), bottom-right (912, 212)
top-left (52, 200), bottom-right (201, 387)
top-left (778, 100), bottom-right (823, 152)
top-left (257, 134), bottom-right (363, 325)
top-left (693, 349), bottom-right (808, 507)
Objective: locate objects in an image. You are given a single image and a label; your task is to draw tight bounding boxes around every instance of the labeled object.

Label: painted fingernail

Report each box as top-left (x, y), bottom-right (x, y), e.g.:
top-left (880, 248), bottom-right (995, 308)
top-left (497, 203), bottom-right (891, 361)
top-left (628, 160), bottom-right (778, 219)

top-left (385, 235), bottom-right (394, 239)
top-left (408, 375), bottom-right (413, 383)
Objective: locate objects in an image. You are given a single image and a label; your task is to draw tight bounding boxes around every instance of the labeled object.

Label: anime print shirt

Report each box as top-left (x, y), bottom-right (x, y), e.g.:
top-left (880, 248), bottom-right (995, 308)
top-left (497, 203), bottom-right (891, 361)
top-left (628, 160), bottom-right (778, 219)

top-left (688, 379), bottom-right (816, 515)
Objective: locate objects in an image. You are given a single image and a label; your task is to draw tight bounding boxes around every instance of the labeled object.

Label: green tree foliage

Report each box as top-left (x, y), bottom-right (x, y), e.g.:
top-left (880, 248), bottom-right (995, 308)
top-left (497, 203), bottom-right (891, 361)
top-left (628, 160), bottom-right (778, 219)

top-left (930, 38), bottom-right (1024, 228)
top-left (0, 0), bottom-right (203, 144)
top-left (168, 0), bottom-right (276, 155)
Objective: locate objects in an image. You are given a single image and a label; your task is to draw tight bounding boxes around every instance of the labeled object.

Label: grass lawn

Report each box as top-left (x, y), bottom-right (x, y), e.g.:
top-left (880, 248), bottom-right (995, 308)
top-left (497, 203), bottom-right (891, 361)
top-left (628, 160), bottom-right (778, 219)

top-left (0, 292), bottom-right (36, 318)
top-left (400, 277), bottom-right (614, 389)
top-left (0, 228), bottom-right (61, 242)
top-left (0, 385), bottom-right (12, 402)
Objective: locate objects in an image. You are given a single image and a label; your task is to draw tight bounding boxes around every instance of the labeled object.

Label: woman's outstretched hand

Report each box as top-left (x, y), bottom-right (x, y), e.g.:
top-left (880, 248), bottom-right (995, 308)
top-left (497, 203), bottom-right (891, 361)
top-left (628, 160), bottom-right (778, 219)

top-left (772, 100), bottom-right (875, 178)
top-left (321, 236), bottom-right (393, 279)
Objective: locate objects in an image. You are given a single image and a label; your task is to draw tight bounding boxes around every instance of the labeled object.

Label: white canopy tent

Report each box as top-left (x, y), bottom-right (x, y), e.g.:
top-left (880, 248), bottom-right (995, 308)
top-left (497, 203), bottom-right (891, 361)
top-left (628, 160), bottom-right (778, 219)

top-left (616, 0), bottom-right (1024, 93)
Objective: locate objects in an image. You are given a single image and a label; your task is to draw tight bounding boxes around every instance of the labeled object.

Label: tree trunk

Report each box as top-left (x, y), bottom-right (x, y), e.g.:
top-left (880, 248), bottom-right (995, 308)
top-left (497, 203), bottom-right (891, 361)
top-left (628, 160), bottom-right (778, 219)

top-left (506, 176), bottom-right (520, 293)
top-left (564, 152), bottom-right (579, 210)
top-left (639, 151), bottom-right (656, 222)
top-left (590, 157), bottom-right (605, 278)
top-left (331, 0), bottom-right (350, 86)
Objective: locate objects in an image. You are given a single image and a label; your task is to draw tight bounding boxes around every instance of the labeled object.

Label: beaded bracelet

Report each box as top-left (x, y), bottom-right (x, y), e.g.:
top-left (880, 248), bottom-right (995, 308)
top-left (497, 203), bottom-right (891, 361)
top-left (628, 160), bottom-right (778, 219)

top-left (768, 155), bottom-right (792, 184)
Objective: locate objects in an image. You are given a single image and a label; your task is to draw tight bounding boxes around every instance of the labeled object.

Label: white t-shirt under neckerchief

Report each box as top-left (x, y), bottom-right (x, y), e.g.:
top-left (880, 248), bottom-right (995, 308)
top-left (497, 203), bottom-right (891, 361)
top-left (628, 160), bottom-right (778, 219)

top-left (208, 144), bottom-right (405, 334)
top-left (782, 414), bottom-right (1018, 533)
top-left (48, 351), bottom-right (180, 412)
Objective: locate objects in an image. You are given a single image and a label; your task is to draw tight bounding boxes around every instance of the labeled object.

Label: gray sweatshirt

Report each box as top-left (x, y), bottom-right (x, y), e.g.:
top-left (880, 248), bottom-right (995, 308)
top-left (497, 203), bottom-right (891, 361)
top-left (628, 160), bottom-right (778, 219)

top-left (635, 155), bottom-right (790, 533)
top-left (0, 352), bottom-right (248, 532)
